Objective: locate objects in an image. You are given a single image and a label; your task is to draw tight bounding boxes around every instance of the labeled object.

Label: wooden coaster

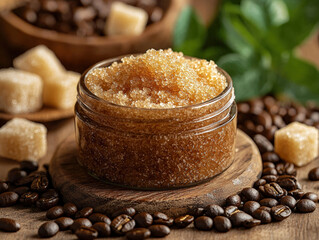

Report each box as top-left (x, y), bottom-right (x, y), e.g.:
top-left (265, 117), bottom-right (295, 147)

top-left (50, 130), bottom-right (262, 217)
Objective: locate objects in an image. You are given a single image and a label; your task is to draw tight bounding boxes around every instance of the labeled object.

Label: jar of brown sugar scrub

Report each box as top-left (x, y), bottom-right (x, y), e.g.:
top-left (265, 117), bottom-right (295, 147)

top-left (75, 49), bottom-right (237, 189)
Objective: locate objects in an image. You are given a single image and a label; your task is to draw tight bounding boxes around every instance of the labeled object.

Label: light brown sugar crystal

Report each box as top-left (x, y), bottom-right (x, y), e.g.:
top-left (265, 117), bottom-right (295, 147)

top-left (86, 49), bottom-right (227, 108)
top-left (275, 122), bottom-right (319, 166)
top-left (0, 118), bottom-right (47, 161)
top-left (0, 68), bottom-right (42, 114)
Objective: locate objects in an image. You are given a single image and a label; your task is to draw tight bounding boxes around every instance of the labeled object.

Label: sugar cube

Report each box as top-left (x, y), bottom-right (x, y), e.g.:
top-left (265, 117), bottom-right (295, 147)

top-left (13, 45), bottom-right (66, 83)
top-left (274, 122), bottom-right (319, 166)
top-left (43, 71), bottom-right (80, 109)
top-left (0, 68), bottom-right (43, 114)
top-left (106, 2), bottom-right (148, 36)
top-left (0, 118), bottom-right (47, 161)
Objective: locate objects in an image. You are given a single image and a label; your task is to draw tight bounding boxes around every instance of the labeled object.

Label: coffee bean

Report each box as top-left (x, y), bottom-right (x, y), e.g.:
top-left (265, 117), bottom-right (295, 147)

top-left (70, 218), bottom-right (92, 233)
top-left (242, 218), bottom-right (261, 228)
top-left (153, 217), bottom-right (173, 227)
top-left (253, 134), bottom-right (274, 153)
top-left (40, 188), bottom-right (58, 198)
top-left (243, 201), bottom-right (260, 215)
top-left (7, 169), bottom-right (27, 184)
top-left (224, 206), bottom-right (240, 218)
top-left (88, 213), bottom-right (111, 224)
top-left (252, 209), bottom-right (272, 224)
top-left (36, 196), bottom-right (59, 210)
top-left (174, 215), bottom-right (194, 228)
top-left (14, 174), bottom-right (37, 187)
top-left (149, 224), bottom-right (170, 237)
top-left (31, 176), bottom-right (49, 192)
top-left (263, 125), bottom-right (278, 142)
top-left (263, 162), bottom-right (275, 169)
top-left (271, 205), bottom-right (291, 221)
top-left (249, 99), bottom-right (264, 114)
top-left (308, 167), bottom-right (319, 181)
top-left (262, 152), bottom-right (280, 163)
top-left (225, 194), bottom-right (241, 207)
top-left (302, 192), bottom-right (318, 202)
top-left (0, 182), bottom-right (9, 193)
top-left (276, 175), bottom-right (299, 191)
top-left (241, 187), bottom-right (260, 202)
top-left (55, 217), bottom-right (74, 231)
top-left (273, 115), bottom-right (286, 128)
top-left (205, 204), bottom-right (224, 218)
top-left (152, 212), bottom-right (168, 221)
top-left (296, 199), bottom-right (316, 213)
top-left (262, 175), bottom-right (278, 183)
top-left (259, 198), bottom-right (278, 208)
top-left (257, 111), bottom-right (272, 129)
top-left (259, 182), bottom-right (284, 199)
top-left (280, 196), bottom-right (297, 209)
top-left (75, 207), bottom-right (93, 219)
top-left (188, 207), bottom-right (204, 217)
top-left (230, 212), bottom-right (253, 227)
top-left (0, 218), bottom-right (20, 232)
top-left (111, 214), bottom-right (135, 235)
top-left (112, 207), bottom-right (136, 218)
top-left (262, 168), bottom-right (278, 176)
top-left (92, 222), bottom-right (111, 237)
top-left (0, 191), bottom-right (19, 207)
top-left (276, 163), bottom-right (296, 176)
top-left (194, 216), bottom-right (213, 230)
top-left (75, 226), bottom-right (98, 240)
top-left (213, 216), bottom-right (231, 232)
top-left (38, 221), bottom-right (59, 238)
top-left (288, 189), bottom-right (305, 200)
top-left (254, 179), bottom-right (266, 188)
top-left (20, 160), bottom-right (39, 173)
top-left (46, 206), bottom-right (64, 219)
top-left (134, 212), bottom-right (153, 227)
top-left (63, 202), bottom-right (78, 217)
top-left (13, 186), bottom-right (30, 196)
top-left (258, 206), bottom-right (271, 213)
top-left (20, 192), bottom-right (39, 206)
top-left (126, 228), bottom-right (151, 240)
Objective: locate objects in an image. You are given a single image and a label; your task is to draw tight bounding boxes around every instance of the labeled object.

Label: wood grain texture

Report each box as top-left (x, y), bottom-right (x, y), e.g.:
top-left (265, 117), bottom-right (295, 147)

top-left (49, 130), bottom-right (262, 217)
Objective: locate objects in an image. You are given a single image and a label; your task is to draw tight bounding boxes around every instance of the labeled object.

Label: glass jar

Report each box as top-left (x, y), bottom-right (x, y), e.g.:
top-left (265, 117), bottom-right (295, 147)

top-left (75, 56), bottom-right (237, 190)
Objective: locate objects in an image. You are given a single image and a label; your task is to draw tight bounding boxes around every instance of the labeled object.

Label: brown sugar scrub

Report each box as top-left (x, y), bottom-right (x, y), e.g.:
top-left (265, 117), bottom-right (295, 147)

top-left (75, 49), bottom-right (237, 189)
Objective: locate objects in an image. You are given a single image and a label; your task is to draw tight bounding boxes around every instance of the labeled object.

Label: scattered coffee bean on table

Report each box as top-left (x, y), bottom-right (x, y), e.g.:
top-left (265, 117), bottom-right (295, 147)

top-left (126, 228), bottom-right (151, 240)
top-left (0, 191), bottom-right (19, 207)
top-left (0, 218), bottom-right (21, 232)
top-left (134, 212), bottom-right (153, 228)
top-left (70, 218), bottom-right (92, 233)
top-left (75, 207), bottom-right (93, 219)
top-left (75, 226), bottom-right (98, 240)
top-left (88, 213), bottom-right (111, 224)
top-left (38, 221), bottom-right (59, 238)
top-left (280, 196), bottom-right (297, 210)
top-left (46, 206), bottom-right (64, 219)
top-left (174, 215), bottom-right (194, 228)
top-left (92, 222), bottom-right (111, 237)
top-left (271, 205), bottom-right (291, 221)
top-left (194, 216), bottom-right (213, 231)
top-left (308, 167), bottom-right (319, 181)
top-left (111, 214), bottom-right (135, 235)
top-left (63, 202), bottom-right (78, 217)
top-left (213, 216), bottom-right (232, 232)
top-left (55, 217), bottom-right (74, 231)
top-left (296, 199), bottom-right (316, 213)
top-left (252, 209), bottom-right (272, 224)
top-left (148, 224), bottom-right (170, 237)
top-left (302, 192), bottom-right (318, 202)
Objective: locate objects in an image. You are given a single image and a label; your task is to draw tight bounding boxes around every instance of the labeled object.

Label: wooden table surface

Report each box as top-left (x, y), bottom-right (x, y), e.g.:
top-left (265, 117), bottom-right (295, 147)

top-left (1, 2), bottom-right (319, 239)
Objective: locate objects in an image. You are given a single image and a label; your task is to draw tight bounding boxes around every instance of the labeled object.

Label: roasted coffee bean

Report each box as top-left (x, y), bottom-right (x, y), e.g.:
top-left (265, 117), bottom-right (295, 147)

top-left (308, 167), bottom-right (319, 181)
top-left (126, 228), bottom-right (151, 240)
top-left (31, 176), bottom-right (49, 192)
top-left (280, 196), bottom-right (297, 209)
top-left (174, 215), bottom-right (194, 228)
top-left (188, 207), bottom-right (205, 217)
top-left (263, 125), bottom-right (278, 142)
top-left (41, 188), bottom-right (58, 198)
top-left (243, 218), bottom-right (261, 228)
top-left (149, 224), bottom-right (170, 237)
top-left (276, 163), bottom-right (296, 176)
top-left (262, 168), bottom-right (278, 176)
top-left (63, 202), bottom-right (78, 217)
top-left (20, 160), bottom-right (39, 173)
top-left (88, 213), bottom-right (110, 224)
top-left (288, 189), bottom-right (305, 200)
top-left (253, 134), bottom-right (274, 153)
top-left (302, 192), bottom-right (318, 202)
top-left (238, 102), bottom-right (250, 113)
top-left (36, 196), bottom-right (59, 210)
top-left (259, 183), bottom-right (284, 199)
top-left (75, 207), bottom-right (93, 219)
top-left (241, 187), bottom-right (260, 202)
top-left (7, 169), bottom-right (27, 184)
top-left (70, 218), bottom-right (92, 233)
top-left (224, 206), bottom-right (240, 218)
top-left (111, 214), bottom-right (135, 235)
top-left (92, 222), bottom-right (111, 237)
top-left (262, 175), bottom-right (278, 183)
top-left (258, 206), bottom-right (271, 213)
top-left (271, 205), bottom-right (291, 221)
top-left (55, 217), bottom-right (74, 231)
top-left (75, 226), bottom-right (98, 240)
top-left (263, 162), bottom-right (275, 169)
top-left (230, 212), bottom-right (253, 227)
top-left (249, 99), bottom-right (264, 114)
top-left (13, 186), bottom-right (30, 196)
top-left (0, 191), bottom-right (19, 207)
top-left (20, 192), bottom-right (39, 206)
top-left (46, 206), bottom-right (64, 219)
top-left (296, 199), bottom-right (316, 213)
top-left (0, 218), bottom-right (20, 232)
top-left (262, 152), bottom-right (280, 163)
top-left (134, 212), bottom-right (153, 227)
top-left (273, 115), bottom-right (286, 128)
top-left (15, 175), bottom-right (37, 186)
top-left (153, 217), bottom-right (173, 227)
top-left (225, 194), bottom-right (241, 207)
top-left (254, 179), bottom-right (266, 188)
top-left (259, 198), bottom-right (278, 208)
top-left (276, 175), bottom-right (299, 191)
top-left (112, 207), bottom-right (136, 218)
top-left (194, 216), bottom-right (213, 231)
top-left (243, 201), bottom-right (260, 215)
top-left (205, 204), bottom-right (224, 218)
top-left (257, 111), bottom-right (272, 129)
top-left (213, 216), bottom-right (231, 232)
top-left (38, 221), bottom-right (59, 238)
top-left (0, 182), bottom-right (9, 193)
top-left (152, 212), bottom-right (168, 221)
top-left (252, 209), bottom-right (272, 224)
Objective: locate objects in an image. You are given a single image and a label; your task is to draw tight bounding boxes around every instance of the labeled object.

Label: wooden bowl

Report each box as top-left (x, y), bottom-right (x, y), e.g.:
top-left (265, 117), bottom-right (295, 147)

top-left (0, 0), bottom-right (187, 72)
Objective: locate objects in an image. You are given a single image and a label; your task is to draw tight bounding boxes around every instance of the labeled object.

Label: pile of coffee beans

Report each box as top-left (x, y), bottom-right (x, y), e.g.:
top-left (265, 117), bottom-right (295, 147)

top-left (14, 0), bottom-right (164, 37)
top-left (0, 95), bottom-right (318, 239)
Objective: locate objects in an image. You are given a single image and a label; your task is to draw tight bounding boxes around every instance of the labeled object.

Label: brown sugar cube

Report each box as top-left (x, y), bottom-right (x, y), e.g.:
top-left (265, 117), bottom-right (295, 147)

top-left (274, 122), bottom-right (318, 166)
top-left (0, 68), bottom-right (43, 114)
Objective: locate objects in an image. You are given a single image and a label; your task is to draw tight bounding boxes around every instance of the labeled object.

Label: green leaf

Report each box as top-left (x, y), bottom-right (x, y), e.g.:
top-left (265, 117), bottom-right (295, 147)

top-left (173, 6), bottom-right (206, 56)
top-left (268, 0), bottom-right (289, 26)
top-left (241, 0), bottom-right (267, 31)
